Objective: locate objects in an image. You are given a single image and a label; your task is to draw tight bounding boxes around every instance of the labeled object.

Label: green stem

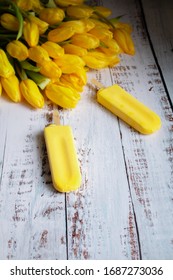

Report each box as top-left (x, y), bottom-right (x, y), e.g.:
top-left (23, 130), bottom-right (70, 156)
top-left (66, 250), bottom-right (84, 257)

top-left (10, 2), bottom-right (24, 40)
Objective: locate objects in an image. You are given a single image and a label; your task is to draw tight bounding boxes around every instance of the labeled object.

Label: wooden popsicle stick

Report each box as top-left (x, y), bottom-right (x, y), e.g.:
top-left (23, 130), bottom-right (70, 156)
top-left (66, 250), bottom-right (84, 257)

top-left (91, 78), bottom-right (105, 89)
top-left (53, 110), bottom-right (60, 125)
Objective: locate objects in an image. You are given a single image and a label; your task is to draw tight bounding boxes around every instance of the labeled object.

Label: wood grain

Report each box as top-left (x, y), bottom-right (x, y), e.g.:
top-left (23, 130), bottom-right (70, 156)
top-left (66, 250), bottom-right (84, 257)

top-left (0, 0), bottom-right (173, 259)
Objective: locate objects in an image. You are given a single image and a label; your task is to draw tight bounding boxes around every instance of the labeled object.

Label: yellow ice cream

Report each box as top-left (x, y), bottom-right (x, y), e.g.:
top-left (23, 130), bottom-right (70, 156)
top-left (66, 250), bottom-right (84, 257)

top-left (44, 124), bottom-right (81, 192)
top-left (97, 84), bottom-right (161, 134)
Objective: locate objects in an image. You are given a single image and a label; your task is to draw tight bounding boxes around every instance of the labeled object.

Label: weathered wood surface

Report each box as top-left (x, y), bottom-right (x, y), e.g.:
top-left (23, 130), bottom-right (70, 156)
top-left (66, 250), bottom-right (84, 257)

top-left (0, 0), bottom-right (173, 260)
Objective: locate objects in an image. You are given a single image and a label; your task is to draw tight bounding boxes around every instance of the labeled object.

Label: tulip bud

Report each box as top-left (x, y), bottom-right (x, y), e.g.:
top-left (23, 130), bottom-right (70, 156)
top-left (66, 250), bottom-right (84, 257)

top-left (63, 43), bottom-right (87, 56)
top-left (0, 49), bottom-right (15, 78)
top-left (54, 54), bottom-right (85, 74)
top-left (113, 28), bottom-right (135, 55)
top-left (12, 0), bottom-right (43, 12)
top-left (93, 6), bottom-right (112, 18)
top-left (81, 18), bottom-right (95, 32)
top-left (37, 60), bottom-right (62, 79)
top-left (45, 82), bottom-right (80, 108)
top-left (71, 33), bottom-right (100, 49)
top-left (28, 46), bottom-right (50, 64)
top-left (6, 40), bottom-right (29, 61)
top-left (54, 0), bottom-right (84, 7)
top-left (1, 75), bottom-right (21, 102)
top-left (0, 13), bottom-right (19, 31)
top-left (48, 26), bottom-right (75, 43)
top-left (20, 79), bottom-right (44, 108)
top-left (23, 20), bottom-right (39, 47)
top-left (28, 14), bottom-right (49, 35)
top-left (41, 41), bottom-right (64, 58)
top-left (66, 5), bottom-right (94, 19)
top-left (83, 51), bottom-right (120, 69)
top-left (39, 7), bottom-right (65, 25)
top-left (89, 26), bottom-right (113, 40)
top-left (60, 20), bottom-right (85, 34)
top-left (60, 68), bottom-right (87, 92)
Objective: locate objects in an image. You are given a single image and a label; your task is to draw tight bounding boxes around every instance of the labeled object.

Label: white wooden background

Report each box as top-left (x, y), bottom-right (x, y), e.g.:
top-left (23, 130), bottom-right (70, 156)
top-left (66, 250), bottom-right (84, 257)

top-left (0, 0), bottom-right (173, 260)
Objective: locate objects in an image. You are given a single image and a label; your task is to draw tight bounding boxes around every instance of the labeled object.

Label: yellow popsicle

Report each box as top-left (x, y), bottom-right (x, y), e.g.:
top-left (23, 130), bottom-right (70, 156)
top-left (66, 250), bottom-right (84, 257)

top-left (97, 84), bottom-right (161, 134)
top-left (44, 124), bottom-right (81, 192)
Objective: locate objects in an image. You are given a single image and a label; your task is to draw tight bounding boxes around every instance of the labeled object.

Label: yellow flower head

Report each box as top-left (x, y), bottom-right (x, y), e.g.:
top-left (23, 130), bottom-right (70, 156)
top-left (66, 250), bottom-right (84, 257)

top-left (63, 44), bottom-right (87, 57)
top-left (113, 28), bottom-right (135, 55)
top-left (0, 13), bottom-right (19, 31)
top-left (41, 41), bottom-right (64, 59)
top-left (1, 75), bottom-right (21, 102)
top-left (0, 49), bottom-right (15, 78)
top-left (20, 79), bottom-right (44, 109)
top-left (37, 60), bottom-right (62, 79)
top-left (66, 5), bottom-right (94, 19)
top-left (6, 40), bottom-right (29, 61)
top-left (28, 14), bottom-right (49, 35)
top-left (54, 0), bottom-right (84, 7)
top-left (23, 20), bottom-right (39, 47)
top-left (54, 54), bottom-right (85, 74)
top-left (39, 7), bottom-right (65, 25)
top-left (48, 26), bottom-right (75, 43)
top-left (45, 82), bottom-right (81, 108)
top-left (71, 33), bottom-right (100, 49)
top-left (12, 0), bottom-right (43, 12)
top-left (28, 46), bottom-right (50, 64)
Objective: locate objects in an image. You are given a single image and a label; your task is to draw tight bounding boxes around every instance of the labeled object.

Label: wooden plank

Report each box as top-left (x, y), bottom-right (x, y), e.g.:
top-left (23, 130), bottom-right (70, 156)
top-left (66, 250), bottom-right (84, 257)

top-left (0, 99), bottom-right (67, 259)
top-left (141, 0), bottom-right (173, 103)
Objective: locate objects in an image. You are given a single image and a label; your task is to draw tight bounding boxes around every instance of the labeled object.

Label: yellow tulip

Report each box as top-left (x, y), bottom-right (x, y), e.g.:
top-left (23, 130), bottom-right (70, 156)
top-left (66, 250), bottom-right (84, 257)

top-left (0, 49), bottom-right (15, 78)
top-left (6, 40), bottom-right (29, 61)
top-left (60, 20), bottom-right (85, 34)
top-left (12, 0), bottom-right (43, 12)
top-left (111, 21), bottom-right (133, 33)
top-left (93, 6), bottom-right (112, 18)
top-left (45, 82), bottom-right (80, 108)
top-left (48, 26), bottom-right (75, 43)
top-left (20, 79), bottom-right (44, 108)
top-left (54, 54), bottom-right (85, 74)
top-left (83, 50), bottom-right (120, 69)
top-left (113, 28), bottom-right (135, 55)
top-left (89, 26), bottom-right (113, 40)
top-left (37, 60), bottom-right (62, 79)
top-left (63, 43), bottom-right (87, 56)
top-left (41, 41), bottom-right (64, 58)
top-left (0, 13), bottom-right (19, 31)
top-left (100, 38), bottom-right (121, 54)
top-left (1, 75), bottom-right (21, 102)
top-left (71, 33), bottom-right (100, 49)
top-left (60, 69), bottom-right (87, 92)
top-left (23, 20), bottom-right (39, 47)
top-left (90, 18), bottom-right (110, 29)
top-left (39, 8), bottom-right (65, 25)
top-left (66, 5), bottom-right (94, 19)
top-left (28, 14), bottom-right (49, 35)
top-left (81, 18), bottom-right (95, 32)
top-left (28, 46), bottom-right (50, 64)
top-left (54, 0), bottom-right (84, 7)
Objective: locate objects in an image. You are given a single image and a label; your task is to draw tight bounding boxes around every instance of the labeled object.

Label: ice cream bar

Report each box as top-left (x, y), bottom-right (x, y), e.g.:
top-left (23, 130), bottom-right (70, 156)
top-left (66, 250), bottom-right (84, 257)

top-left (44, 124), bottom-right (81, 192)
top-left (97, 84), bottom-right (161, 134)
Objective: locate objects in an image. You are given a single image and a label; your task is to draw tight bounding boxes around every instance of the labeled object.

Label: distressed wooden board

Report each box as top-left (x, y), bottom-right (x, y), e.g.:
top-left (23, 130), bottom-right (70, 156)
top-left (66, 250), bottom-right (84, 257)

top-left (141, 0), bottom-right (173, 103)
top-left (0, 0), bottom-right (173, 260)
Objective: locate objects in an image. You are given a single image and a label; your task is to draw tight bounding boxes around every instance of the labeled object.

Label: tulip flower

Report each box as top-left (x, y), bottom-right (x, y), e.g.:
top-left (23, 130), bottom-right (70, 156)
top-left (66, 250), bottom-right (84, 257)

top-left (6, 40), bottom-right (29, 61)
top-left (45, 82), bottom-right (81, 108)
top-left (113, 28), bottom-right (135, 55)
top-left (41, 41), bottom-right (64, 58)
top-left (20, 79), bottom-right (44, 109)
top-left (37, 60), bottom-right (62, 79)
top-left (28, 14), bottom-right (49, 35)
top-left (66, 5), bottom-right (94, 19)
top-left (54, 0), bottom-right (84, 7)
top-left (0, 13), bottom-right (19, 31)
top-left (0, 49), bottom-right (15, 78)
top-left (100, 38), bottom-right (121, 54)
top-left (63, 44), bottom-right (87, 56)
top-left (60, 20), bottom-right (86, 34)
top-left (54, 54), bottom-right (85, 74)
top-left (23, 20), bottom-right (39, 47)
top-left (89, 26), bottom-right (113, 40)
top-left (81, 18), bottom-right (95, 32)
top-left (1, 75), bottom-right (21, 102)
top-left (83, 50), bottom-right (120, 69)
top-left (71, 33), bottom-right (100, 49)
top-left (60, 69), bottom-right (87, 92)
top-left (39, 7), bottom-right (65, 25)
top-left (48, 26), bottom-right (75, 43)
top-left (28, 46), bottom-right (50, 64)
top-left (93, 6), bottom-right (112, 18)
top-left (12, 0), bottom-right (43, 12)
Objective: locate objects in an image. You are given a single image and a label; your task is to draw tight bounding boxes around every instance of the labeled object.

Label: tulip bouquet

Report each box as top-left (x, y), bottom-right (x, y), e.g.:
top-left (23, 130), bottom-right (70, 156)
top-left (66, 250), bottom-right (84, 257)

top-left (0, 0), bottom-right (135, 109)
